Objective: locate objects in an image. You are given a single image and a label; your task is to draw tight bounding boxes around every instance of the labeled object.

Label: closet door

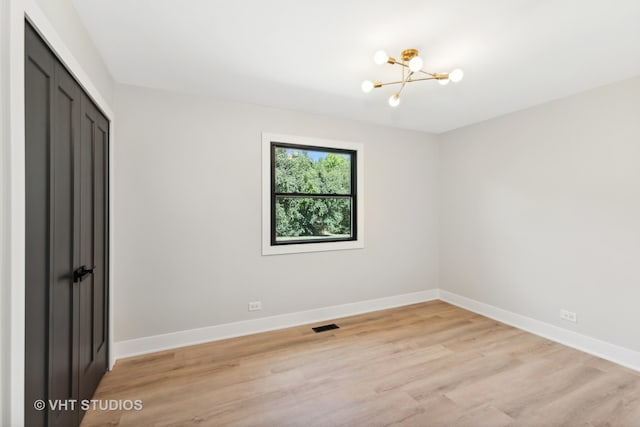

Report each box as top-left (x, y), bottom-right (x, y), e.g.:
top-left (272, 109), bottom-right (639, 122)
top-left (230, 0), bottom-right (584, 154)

top-left (25, 22), bottom-right (108, 427)
top-left (49, 60), bottom-right (83, 427)
top-left (25, 23), bottom-right (81, 427)
top-left (25, 22), bottom-right (56, 427)
top-left (78, 93), bottom-right (109, 405)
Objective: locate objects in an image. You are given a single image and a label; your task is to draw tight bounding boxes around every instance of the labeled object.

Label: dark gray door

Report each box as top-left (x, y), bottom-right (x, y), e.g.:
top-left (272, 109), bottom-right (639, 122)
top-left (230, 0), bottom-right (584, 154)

top-left (25, 22), bottom-right (109, 427)
top-left (78, 92), bottom-right (109, 405)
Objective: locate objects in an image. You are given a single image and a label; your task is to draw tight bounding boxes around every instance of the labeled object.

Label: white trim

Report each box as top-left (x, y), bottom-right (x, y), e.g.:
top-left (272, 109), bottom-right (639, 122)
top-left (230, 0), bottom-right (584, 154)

top-left (114, 289), bottom-right (439, 359)
top-left (7, 2), bottom-right (25, 425)
top-left (439, 290), bottom-right (640, 372)
top-left (0, 0), bottom-right (7, 420)
top-left (261, 132), bottom-right (365, 255)
top-left (108, 127), bottom-right (115, 370)
top-left (113, 288), bottom-right (639, 372)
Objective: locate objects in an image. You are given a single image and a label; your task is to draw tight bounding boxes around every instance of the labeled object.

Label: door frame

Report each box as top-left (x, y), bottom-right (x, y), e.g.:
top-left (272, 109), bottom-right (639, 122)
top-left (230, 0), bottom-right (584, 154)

top-left (2, 1), bottom-right (115, 425)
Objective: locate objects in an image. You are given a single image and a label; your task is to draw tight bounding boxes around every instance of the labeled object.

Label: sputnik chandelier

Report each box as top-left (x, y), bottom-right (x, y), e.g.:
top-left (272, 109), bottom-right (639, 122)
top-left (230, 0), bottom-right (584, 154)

top-left (361, 48), bottom-right (463, 107)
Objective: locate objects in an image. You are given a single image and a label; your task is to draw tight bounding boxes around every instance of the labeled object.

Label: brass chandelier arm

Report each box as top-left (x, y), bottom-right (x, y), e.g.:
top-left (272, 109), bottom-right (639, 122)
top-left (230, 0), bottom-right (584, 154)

top-left (408, 76), bottom-right (439, 82)
top-left (374, 76), bottom-right (438, 88)
top-left (375, 80), bottom-right (408, 87)
top-left (396, 70), bottom-right (414, 96)
top-left (391, 62), bottom-right (450, 80)
top-left (419, 70), bottom-right (449, 80)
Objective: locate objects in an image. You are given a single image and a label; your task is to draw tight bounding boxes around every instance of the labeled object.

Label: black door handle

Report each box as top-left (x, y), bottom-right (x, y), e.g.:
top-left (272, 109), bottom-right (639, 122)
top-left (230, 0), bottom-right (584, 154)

top-left (73, 265), bottom-right (96, 283)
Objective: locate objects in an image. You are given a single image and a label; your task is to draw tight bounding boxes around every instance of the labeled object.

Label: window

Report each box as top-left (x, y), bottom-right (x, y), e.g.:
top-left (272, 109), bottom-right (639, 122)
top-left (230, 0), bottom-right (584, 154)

top-left (262, 134), bottom-right (364, 255)
top-left (272, 143), bottom-right (356, 244)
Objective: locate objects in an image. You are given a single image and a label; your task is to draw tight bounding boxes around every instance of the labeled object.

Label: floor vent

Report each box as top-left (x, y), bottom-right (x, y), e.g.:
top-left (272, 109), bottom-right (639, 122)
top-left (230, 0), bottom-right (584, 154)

top-left (312, 323), bottom-right (340, 333)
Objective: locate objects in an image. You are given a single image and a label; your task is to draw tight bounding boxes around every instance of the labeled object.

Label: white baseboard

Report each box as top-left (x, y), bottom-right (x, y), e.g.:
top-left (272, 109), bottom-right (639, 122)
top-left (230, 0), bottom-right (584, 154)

top-left (439, 290), bottom-right (640, 372)
top-left (114, 289), bottom-right (439, 360)
top-left (114, 288), bottom-right (639, 373)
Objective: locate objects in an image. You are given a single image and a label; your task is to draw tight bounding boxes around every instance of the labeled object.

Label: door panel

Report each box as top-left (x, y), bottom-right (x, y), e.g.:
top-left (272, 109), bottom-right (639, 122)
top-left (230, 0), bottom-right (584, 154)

top-left (78, 104), bottom-right (95, 383)
top-left (49, 62), bottom-right (81, 427)
top-left (78, 96), bottom-right (109, 405)
top-left (93, 119), bottom-right (108, 353)
top-left (25, 25), bottom-right (54, 427)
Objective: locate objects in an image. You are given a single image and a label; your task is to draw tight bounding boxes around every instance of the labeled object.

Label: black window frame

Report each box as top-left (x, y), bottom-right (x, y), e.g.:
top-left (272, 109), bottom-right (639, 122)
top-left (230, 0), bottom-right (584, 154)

top-left (270, 141), bottom-right (358, 246)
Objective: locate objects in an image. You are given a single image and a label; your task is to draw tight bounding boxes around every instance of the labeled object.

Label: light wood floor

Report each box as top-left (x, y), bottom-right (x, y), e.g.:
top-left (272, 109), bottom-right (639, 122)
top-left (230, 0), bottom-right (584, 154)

top-left (81, 301), bottom-right (640, 426)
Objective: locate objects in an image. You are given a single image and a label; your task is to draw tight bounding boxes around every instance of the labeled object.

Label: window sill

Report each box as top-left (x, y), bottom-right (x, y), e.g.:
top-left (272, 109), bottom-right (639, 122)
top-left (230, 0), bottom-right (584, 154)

top-left (262, 239), bottom-right (364, 256)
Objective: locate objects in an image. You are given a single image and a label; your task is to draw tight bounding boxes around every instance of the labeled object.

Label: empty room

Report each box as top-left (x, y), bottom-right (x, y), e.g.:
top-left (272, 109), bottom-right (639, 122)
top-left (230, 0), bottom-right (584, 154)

top-left (2, 0), bottom-right (640, 426)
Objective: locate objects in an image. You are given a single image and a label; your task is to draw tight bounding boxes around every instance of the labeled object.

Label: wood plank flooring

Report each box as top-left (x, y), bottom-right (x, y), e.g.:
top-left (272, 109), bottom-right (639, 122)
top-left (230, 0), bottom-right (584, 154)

top-left (81, 301), bottom-right (640, 426)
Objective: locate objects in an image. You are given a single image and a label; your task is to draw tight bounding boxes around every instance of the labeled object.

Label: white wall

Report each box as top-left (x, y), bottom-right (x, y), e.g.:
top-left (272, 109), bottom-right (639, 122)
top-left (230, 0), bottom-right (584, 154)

top-left (0, 0), bottom-right (11, 421)
top-left (113, 84), bottom-right (440, 343)
top-left (440, 76), bottom-right (640, 352)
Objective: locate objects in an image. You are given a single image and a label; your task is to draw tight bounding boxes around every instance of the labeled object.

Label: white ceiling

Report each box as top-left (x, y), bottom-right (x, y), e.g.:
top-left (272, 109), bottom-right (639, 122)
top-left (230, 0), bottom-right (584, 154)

top-left (72, 0), bottom-right (640, 134)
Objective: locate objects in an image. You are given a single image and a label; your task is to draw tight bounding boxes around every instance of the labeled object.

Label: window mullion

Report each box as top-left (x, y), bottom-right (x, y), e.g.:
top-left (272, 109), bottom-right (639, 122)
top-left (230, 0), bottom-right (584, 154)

top-left (274, 193), bottom-right (353, 198)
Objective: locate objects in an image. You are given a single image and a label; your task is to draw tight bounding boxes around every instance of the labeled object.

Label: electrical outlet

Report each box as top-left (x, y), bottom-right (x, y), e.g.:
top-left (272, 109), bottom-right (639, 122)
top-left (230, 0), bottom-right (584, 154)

top-left (560, 309), bottom-right (577, 323)
top-left (248, 301), bottom-right (262, 311)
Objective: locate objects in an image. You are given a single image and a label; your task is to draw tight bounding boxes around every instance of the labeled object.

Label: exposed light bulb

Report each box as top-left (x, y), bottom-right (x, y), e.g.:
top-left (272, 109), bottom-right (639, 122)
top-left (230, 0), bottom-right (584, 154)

top-left (373, 50), bottom-right (389, 65)
top-left (361, 80), bottom-right (374, 93)
top-left (408, 56), bottom-right (423, 72)
top-left (388, 93), bottom-right (401, 107)
top-left (449, 68), bottom-right (464, 83)
top-left (438, 77), bottom-right (450, 86)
